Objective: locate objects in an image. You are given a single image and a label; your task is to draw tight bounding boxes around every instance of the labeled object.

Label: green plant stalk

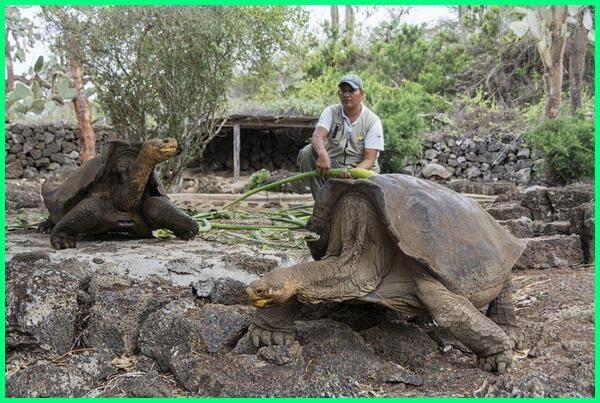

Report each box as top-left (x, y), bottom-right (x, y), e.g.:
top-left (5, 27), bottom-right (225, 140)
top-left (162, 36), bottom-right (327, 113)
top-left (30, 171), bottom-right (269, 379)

top-left (223, 232), bottom-right (301, 249)
top-left (222, 168), bottom-right (376, 210)
top-left (210, 222), bottom-right (304, 231)
top-left (275, 204), bottom-right (314, 214)
top-left (269, 216), bottom-right (308, 228)
top-left (197, 218), bottom-right (213, 232)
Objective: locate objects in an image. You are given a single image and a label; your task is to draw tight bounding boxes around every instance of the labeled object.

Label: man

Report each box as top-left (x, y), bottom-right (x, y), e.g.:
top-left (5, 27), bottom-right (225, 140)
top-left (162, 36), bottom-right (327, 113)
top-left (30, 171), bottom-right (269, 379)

top-left (297, 74), bottom-right (384, 199)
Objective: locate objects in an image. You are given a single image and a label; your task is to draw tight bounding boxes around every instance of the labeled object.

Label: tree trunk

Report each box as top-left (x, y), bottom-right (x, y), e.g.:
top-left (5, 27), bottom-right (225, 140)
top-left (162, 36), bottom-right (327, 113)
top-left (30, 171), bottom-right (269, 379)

top-left (345, 6), bottom-right (354, 45)
top-left (569, 9), bottom-right (588, 115)
top-left (330, 6), bottom-right (339, 39)
top-left (458, 6), bottom-right (467, 38)
top-left (544, 7), bottom-right (568, 119)
top-left (69, 58), bottom-right (96, 161)
top-left (5, 28), bottom-right (15, 92)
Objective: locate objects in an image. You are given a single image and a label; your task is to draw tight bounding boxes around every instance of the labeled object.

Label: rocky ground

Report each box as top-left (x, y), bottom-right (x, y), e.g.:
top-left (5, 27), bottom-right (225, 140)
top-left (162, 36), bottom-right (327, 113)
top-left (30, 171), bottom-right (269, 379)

top-left (4, 178), bottom-right (595, 397)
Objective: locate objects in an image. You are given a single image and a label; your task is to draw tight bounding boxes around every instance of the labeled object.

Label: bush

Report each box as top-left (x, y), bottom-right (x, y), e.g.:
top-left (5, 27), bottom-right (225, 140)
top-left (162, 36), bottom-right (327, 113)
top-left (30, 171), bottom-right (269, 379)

top-left (373, 81), bottom-right (449, 173)
top-left (524, 116), bottom-right (594, 184)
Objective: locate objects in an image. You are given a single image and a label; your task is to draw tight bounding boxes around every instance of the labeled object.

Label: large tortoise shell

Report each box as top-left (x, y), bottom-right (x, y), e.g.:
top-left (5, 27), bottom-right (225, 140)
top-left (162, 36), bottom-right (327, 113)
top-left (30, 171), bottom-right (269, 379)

top-left (307, 174), bottom-right (527, 295)
top-left (42, 140), bottom-right (167, 222)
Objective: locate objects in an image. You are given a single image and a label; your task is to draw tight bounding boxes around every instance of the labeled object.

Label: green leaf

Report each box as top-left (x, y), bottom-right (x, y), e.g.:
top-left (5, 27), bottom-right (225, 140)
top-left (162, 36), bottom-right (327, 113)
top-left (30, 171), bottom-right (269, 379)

top-left (14, 82), bottom-right (32, 99)
top-left (58, 88), bottom-right (78, 100)
top-left (56, 77), bottom-right (72, 92)
top-left (23, 97), bottom-right (33, 108)
top-left (31, 99), bottom-right (45, 114)
top-left (509, 20), bottom-right (529, 38)
top-left (588, 29), bottom-right (595, 42)
top-left (15, 48), bottom-right (26, 62)
top-left (10, 101), bottom-right (28, 114)
top-left (6, 90), bottom-right (21, 103)
top-left (31, 81), bottom-right (43, 100)
top-left (34, 55), bottom-right (44, 73)
top-left (526, 11), bottom-right (542, 40)
top-left (44, 101), bottom-right (57, 111)
top-left (84, 87), bottom-right (97, 97)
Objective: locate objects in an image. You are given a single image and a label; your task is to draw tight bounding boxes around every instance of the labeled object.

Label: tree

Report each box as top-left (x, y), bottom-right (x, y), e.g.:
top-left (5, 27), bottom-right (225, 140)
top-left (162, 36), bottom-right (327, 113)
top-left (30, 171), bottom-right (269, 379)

top-left (40, 7), bottom-right (98, 160)
top-left (345, 6), bottom-right (355, 45)
top-left (370, 24), bottom-right (429, 86)
top-left (43, 6), bottom-right (307, 186)
top-left (565, 7), bottom-right (594, 115)
top-left (510, 6), bottom-right (594, 118)
top-left (330, 6), bottom-right (339, 39)
top-left (510, 6), bottom-right (569, 119)
top-left (5, 6), bottom-right (41, 92)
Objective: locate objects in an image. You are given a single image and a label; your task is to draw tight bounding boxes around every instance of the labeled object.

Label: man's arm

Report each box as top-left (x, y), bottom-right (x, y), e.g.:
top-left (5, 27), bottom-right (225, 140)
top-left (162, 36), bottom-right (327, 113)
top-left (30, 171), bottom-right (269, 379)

top-left (312, 126), bottom-right (331, 176)
top-left (355, 148), bottom-right (378, 170)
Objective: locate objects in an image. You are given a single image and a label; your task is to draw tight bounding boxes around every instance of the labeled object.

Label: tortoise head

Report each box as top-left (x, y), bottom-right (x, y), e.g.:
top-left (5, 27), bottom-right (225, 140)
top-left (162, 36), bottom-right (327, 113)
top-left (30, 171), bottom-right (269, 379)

top-left (143, 138), bottom-right (179, 163)
top-left (246, 269), bottom-right (299, 308)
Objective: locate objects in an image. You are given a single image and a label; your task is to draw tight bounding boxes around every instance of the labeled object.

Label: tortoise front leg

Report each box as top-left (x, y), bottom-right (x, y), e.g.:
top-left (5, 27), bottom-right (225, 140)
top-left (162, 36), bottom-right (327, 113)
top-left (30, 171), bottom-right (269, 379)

top-left (142, 196), bottom-right (199, 240)
top-left (414, 274), bottom-right (513, 373)
top-left (486, 278), bottom-right (525, 350)
top-left (249, 298), bottom-right (301, 347)
top-left (37, 217), bottom-right (55, 234)
top-left (50, 198), bottom-right (104, 249)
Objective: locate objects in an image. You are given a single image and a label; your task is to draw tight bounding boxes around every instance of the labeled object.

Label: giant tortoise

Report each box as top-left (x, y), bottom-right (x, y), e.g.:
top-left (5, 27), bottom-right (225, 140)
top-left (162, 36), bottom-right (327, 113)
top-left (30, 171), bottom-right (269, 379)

top-left (38, 138), bottom-right (199, 249)
top-left (247, 174), bottom-right (527, 373)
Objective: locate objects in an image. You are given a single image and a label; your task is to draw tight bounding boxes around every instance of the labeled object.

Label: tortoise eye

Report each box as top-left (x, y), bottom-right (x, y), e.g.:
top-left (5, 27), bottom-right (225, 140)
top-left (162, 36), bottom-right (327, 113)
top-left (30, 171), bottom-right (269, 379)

top-left (163, 139), bottom-right (170, 144)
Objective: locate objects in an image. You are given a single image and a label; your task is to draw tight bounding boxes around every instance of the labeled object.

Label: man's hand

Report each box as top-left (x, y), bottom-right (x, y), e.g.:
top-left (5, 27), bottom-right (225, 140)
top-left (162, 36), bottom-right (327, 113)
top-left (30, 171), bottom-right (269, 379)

top-left (315, 152), bottom-right (332, 177)
top-left (339, 168), bottom-right (352, 179)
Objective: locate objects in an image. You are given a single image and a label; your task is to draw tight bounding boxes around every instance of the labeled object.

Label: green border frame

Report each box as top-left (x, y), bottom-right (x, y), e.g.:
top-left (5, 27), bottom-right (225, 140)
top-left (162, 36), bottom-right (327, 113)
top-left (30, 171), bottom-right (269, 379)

top-left (1, 2), bottom-right (597, 401)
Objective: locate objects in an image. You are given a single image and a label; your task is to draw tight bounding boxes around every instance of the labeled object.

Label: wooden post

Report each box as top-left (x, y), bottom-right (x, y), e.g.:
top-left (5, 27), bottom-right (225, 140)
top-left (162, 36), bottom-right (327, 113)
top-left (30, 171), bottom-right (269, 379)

top-left (233, 123), bottom-right (240, 182)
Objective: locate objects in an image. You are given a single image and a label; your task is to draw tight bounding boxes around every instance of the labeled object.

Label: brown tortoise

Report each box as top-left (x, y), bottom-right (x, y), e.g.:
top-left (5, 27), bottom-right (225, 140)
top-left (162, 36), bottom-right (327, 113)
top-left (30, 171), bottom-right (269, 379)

top-left (38, 138), bottom-right (199, 249)
top-left (247, 174), bottom-right (527, 373)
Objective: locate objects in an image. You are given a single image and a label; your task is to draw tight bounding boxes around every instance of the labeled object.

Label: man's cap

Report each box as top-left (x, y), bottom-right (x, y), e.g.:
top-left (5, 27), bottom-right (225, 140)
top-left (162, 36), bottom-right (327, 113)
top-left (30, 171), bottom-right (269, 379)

top-left (338, 74), bottom-right (363, 90)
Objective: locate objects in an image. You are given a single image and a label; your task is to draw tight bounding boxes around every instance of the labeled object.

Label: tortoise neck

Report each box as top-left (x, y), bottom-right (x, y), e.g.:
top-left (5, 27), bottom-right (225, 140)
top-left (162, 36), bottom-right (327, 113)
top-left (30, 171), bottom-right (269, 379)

top-left (115, 146), bottom-right (159, 211)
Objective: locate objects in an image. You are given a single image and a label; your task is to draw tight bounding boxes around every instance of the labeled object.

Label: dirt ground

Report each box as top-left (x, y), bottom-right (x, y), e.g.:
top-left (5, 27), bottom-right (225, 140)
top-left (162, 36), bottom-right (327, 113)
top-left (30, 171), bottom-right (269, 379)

top-left (3, 183), bottom-right (595, 397)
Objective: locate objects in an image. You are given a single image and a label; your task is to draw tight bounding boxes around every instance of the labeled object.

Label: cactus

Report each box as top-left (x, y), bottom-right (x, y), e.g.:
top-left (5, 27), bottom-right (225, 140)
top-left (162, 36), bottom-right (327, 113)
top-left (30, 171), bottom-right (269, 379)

top-left (509, 6), bottom-right (593, 119)
top-left (5, 55), bottom-right (94, 115)
top-left (510, 6), bottom-right (594, 67)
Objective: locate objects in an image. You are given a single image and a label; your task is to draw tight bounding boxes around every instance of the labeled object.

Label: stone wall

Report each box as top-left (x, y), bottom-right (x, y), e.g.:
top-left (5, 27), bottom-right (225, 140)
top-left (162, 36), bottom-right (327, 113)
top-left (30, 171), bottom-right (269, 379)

top-left (5, 123), bottom-right (540, 186)
top-left (486, 182), bottom-right (594, 267)
top-left (408, 132), bottom-right (541, 185)
top-left (5, 123), bottom-right (118, 179)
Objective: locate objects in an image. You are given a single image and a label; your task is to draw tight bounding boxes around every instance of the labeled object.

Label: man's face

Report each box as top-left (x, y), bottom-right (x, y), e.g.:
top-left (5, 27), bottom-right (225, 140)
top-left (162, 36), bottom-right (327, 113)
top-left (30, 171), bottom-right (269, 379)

top-left (338, 83), bottom-right (364, 109)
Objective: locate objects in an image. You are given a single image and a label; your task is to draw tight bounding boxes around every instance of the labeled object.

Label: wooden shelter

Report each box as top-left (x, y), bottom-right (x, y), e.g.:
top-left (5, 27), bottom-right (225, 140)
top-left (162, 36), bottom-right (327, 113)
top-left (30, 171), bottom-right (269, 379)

top-left (214, 114), bottom-right (318, 181)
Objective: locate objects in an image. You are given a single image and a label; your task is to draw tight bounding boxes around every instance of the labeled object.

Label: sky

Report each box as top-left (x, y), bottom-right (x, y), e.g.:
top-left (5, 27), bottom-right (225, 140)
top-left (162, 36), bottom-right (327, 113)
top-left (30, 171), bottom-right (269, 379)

top-left (11, 6), bottom-right (454, 75)
top-left (307, 5), bottom-right (453, 30)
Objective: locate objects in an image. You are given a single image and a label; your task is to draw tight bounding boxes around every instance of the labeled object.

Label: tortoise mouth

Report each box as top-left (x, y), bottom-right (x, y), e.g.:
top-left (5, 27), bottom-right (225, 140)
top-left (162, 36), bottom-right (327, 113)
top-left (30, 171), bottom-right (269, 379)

top-left (247, 286), bottom-right (276, 308)
top-left (252, 298), bottom-right (275, 308)
top-left (158, 145), bottom-right (178, 156)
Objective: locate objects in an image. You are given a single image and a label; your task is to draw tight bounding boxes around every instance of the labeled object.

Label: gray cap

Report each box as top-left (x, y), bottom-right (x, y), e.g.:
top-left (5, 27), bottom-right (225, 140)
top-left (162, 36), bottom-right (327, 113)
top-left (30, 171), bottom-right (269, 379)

top-left (338, 74), bottom-right (363, 90)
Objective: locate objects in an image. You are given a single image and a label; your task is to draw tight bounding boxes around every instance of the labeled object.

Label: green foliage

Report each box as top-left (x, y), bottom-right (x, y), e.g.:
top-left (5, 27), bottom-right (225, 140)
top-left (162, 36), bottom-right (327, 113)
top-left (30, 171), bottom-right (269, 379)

top-left (244, 169), bottom-right (271, 192)
top-left (44, 6), bottom-right (307, 184)
top-left (301, 32), bottom-right (368, 80)
top-left (463, 6), bottom-right (503, 51)
top-left (373, 81), bottom-right (449, 173)
top-left (290, 67), bottom-right (342, 106)
top-left (370, 24), bottom-right (429, 85)
top-left (522, 90), bottom-right (595, 126)
top-left (418, 29), bottom-right (473, 95)
top-left (5, 7), bottom-right (41, 64)
top-left (524, 116), bottom-right (594, 184)
top-left (5, 55), bottom-right (81, 116)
